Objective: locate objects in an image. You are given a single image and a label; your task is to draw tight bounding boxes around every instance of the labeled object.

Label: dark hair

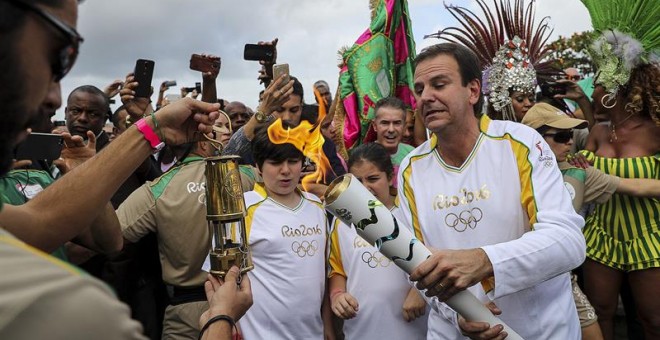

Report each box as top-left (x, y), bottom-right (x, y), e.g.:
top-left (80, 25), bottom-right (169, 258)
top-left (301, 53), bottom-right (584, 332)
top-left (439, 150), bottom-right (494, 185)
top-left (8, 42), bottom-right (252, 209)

top-left (348, 143), bottom-right (394, 179)
top-left (414, 43), bottom-right (484, 115)
top-left (290, 76), bottom-right (304, 101)
top-left (301, 104), bottom-right (319, 124)
top-left (374, 97), bottom-right (406, 119)
top-left (251, 123), bottom-right (304, 170)
top-left (111, 104), bottom-right (127, 127)
top-left (68, 85), bottom-right (111, 121)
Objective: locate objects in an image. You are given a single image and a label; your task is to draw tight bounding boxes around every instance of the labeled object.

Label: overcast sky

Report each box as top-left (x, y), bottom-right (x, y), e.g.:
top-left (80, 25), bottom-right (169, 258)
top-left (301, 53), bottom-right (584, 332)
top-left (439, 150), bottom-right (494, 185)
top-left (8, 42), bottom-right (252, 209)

top-left (56, 0), bottom-right (593, 120)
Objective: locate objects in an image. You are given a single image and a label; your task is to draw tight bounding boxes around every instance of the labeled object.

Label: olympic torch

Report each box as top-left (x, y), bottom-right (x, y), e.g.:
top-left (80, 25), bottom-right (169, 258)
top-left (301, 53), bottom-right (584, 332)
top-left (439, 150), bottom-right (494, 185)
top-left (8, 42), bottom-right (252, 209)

top-left (204, 155), bottom-right (253, 278)
top-left (325, 174), bottom-right (523, 340)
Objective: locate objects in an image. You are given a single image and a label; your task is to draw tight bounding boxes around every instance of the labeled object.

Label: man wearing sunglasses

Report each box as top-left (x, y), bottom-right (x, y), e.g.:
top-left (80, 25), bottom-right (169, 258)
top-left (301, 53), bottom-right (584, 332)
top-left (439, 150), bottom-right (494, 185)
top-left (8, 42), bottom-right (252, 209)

top-left (0, 1), bottom-right (251, 339)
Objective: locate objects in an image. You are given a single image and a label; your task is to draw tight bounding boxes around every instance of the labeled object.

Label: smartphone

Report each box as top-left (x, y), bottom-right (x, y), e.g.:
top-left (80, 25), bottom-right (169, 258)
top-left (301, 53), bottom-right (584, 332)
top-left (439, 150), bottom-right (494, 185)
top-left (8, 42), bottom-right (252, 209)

top-left (13, 133), bottom-right (64, 161)
top-left (243, 44), bottom-right (275, 62)
top-left (133, 59), bottom-right (155, 98)
top-left (163, 80), bottom-right (177, 87)
top-left (183, 82), bottom-right (202, 93)
top-left (273, 63), bottom-right (290, 84)
top-left (540, 81), bottom-right (567, 97)
top-left (190, 54), bottom-right (221, 73)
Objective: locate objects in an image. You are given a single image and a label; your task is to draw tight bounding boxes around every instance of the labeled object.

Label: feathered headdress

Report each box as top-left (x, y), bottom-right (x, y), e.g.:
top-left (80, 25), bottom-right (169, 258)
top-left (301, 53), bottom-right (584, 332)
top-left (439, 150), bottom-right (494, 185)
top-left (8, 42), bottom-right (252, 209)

top-left (581, 0), bottom-right (660, 95)
top-left (425, 0), bottom-right (557, 118)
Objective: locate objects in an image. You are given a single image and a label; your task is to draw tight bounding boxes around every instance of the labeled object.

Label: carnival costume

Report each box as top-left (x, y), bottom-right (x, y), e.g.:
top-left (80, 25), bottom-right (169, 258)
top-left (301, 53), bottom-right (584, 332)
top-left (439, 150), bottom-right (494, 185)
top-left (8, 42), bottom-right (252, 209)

top-left (579, 0), bottom-right (660, 271)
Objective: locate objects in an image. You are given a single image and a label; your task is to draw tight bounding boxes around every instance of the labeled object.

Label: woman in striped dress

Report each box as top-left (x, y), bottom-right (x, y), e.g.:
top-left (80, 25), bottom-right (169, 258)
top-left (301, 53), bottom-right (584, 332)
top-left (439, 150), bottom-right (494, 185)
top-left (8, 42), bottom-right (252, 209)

top-left (582, 61), bottom-right (660, 339)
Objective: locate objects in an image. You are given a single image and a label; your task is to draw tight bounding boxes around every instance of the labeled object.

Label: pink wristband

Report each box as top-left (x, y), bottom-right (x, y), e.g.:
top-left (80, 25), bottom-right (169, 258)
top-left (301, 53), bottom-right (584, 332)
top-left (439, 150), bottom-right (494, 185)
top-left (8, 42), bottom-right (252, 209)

top-left (135, 118), bottom-right (165, 153)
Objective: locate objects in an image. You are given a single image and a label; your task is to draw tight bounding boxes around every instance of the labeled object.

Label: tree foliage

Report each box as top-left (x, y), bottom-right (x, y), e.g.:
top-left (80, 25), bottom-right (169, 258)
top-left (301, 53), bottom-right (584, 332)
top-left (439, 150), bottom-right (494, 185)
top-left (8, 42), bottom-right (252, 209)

top-left (547, 31), bottom-right (596, 76)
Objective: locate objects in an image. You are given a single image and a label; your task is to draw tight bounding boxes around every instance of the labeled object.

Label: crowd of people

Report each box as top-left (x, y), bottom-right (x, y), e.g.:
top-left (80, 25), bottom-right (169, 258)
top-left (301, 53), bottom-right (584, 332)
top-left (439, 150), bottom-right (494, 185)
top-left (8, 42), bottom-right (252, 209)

top-left (0, 0), bottom-right (658, 339)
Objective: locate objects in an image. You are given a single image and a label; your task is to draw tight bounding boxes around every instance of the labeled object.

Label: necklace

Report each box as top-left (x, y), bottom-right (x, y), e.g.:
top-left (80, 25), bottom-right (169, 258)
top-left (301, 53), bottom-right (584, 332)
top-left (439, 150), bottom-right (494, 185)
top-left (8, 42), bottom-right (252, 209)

top-left (609, 112), bottom-right (636, 143)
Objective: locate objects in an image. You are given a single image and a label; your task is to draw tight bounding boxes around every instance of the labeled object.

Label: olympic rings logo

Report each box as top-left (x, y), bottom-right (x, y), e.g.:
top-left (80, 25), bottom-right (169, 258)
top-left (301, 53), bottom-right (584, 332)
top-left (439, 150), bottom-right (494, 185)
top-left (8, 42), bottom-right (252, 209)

top-left (445, 207), bottom-right (483, 232)
top-left (291, 240), bottom-right (319, 258)
top-left (361, 251), bottom-right (392, 268)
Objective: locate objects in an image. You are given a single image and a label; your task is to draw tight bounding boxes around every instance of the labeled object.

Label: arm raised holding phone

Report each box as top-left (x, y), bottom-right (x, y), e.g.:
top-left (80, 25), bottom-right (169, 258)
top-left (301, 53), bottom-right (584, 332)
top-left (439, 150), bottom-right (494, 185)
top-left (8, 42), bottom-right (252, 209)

top-left (0, 99), bottom-right (220, 252)
top-left (189, 53), bottom-right (221, 104)
top-left (243, 74), bottom-right (294, 141)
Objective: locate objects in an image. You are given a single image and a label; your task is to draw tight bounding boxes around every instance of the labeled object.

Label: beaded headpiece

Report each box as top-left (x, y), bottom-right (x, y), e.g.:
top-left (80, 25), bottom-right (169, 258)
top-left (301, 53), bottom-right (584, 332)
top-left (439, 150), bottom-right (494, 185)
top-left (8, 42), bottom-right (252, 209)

top-left (486, 36), bottom-right (537, 113)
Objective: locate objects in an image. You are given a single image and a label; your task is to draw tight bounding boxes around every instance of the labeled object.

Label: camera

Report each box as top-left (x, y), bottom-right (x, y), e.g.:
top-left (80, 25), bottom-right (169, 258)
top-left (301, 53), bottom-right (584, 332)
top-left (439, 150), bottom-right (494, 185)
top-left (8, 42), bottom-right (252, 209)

top-left (183, 82), bottom-right (202, 93)
top-left (540, 81), bottom-right (567, 97)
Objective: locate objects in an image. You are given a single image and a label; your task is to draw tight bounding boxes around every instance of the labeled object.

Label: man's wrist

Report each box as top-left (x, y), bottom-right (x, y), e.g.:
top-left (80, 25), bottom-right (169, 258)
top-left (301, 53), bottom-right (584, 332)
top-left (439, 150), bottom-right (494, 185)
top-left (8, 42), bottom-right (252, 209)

top-left (476, 248), bottom-right (494, 278)
top-left (135, 117), bottom-right (165, 153)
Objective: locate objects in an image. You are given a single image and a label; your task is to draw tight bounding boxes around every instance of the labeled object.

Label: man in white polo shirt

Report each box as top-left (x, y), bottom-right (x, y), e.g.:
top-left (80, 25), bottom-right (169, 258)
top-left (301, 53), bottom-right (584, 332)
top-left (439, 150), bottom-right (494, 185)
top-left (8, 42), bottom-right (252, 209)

top-left (398, 43), bottom-right (586, 339)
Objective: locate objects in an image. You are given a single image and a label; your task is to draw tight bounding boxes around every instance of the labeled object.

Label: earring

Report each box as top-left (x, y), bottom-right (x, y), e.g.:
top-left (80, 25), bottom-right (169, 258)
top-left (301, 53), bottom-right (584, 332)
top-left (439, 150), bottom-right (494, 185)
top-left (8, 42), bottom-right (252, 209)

top-left (601, 93), bottom-right (617, 109)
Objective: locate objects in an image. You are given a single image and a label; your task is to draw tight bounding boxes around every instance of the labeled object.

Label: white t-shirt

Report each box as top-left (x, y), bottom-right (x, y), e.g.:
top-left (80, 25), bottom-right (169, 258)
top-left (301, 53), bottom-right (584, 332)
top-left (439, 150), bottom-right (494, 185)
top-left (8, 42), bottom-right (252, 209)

top-left (397, 116), bottom-right (585, 339)
top-left (239, 184), bottom-right (327, 340)
top-left (328, 206), bottom-right (428, 340)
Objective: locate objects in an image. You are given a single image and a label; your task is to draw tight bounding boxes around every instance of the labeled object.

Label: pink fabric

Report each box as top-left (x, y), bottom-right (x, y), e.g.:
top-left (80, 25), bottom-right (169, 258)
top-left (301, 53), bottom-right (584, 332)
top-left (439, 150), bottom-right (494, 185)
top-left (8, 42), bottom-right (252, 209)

top-left (361, 95), bottom-right (377, 144)
top-left (343, 93), bottom-right (360, 149)
top-left (393, 17), bottom-right (410, 63)
top-left (395, 85), bottom-right (416, 109)
top-left (355, 30), bottom-right (372, 45)
top-left (384, 0), bottom-right (395, 33)
top-left (337, 153), bottom-right (348, 172)
top-left (392, 164), bottom-right (400, 189)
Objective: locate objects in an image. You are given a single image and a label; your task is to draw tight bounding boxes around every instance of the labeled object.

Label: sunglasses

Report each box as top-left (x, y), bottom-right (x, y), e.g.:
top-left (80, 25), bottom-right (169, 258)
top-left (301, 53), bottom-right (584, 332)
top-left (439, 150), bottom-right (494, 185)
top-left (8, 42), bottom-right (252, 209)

top-left (6, 0), bottom-right (83, 81)
top-left (566, 75), bottom-right (582, 81)
top-left (543, 130), bottom-right (573, 144)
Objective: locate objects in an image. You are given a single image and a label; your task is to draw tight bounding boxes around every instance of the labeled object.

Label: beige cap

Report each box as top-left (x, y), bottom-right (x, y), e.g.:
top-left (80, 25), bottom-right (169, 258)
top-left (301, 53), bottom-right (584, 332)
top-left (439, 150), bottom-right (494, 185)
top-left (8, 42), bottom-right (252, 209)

top-left (521, 103), bottom-right (588, 130)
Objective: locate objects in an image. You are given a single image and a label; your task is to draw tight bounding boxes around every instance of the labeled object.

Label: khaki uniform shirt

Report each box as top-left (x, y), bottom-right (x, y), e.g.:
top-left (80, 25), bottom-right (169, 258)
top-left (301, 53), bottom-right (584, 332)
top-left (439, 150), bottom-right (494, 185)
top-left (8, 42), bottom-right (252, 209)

top-left (559, 162), bottom-right (620, 204)
top-left (118, 157), bottom-right (254, 287)
top-left (0, 228), bottom-right (145, 339)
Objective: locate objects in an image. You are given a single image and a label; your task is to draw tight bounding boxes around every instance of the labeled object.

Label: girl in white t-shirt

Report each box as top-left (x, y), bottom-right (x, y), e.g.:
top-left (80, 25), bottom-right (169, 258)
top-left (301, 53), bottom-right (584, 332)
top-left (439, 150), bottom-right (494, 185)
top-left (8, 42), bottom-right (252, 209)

top-left (328, 142), bottom-right (428, 339)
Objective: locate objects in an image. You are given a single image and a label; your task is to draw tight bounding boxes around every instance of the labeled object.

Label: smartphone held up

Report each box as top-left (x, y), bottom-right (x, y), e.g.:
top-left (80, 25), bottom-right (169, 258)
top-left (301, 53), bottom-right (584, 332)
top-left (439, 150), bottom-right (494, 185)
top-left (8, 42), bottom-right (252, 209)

top-left (133, 59), bottom-right (155, 98)
top-left (272, 63), bottom-right (290, 84)
top-left (243, 44), bottom-right (275, 63)
top-left (190, 54), bottom-right (221, 73)
top-left (13, 133), bottom-right (64, 161)
top-left (540, 81), bottom-right (567, 97)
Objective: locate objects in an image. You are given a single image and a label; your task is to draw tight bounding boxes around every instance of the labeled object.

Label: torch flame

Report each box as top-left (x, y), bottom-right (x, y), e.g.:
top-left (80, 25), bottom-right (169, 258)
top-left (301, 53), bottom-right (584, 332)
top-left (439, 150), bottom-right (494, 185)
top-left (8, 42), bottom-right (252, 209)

top-left (267, 88), bottom-right (333, 192)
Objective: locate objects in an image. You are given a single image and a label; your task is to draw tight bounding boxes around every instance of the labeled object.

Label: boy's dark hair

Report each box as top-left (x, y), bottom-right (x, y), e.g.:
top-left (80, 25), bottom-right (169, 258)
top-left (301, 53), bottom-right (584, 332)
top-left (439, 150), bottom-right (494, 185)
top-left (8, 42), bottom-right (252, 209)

top-left (251, 123), bottom-right (304, 170)
top-left (348, 142), bottom-right (394, 179)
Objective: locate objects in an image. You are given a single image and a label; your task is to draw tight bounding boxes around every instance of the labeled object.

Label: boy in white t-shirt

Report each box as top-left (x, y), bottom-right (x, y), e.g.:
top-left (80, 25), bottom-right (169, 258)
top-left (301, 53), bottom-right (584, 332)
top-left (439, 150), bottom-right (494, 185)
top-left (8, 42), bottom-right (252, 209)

top-left (238, 125), bottom-right (330, 340)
